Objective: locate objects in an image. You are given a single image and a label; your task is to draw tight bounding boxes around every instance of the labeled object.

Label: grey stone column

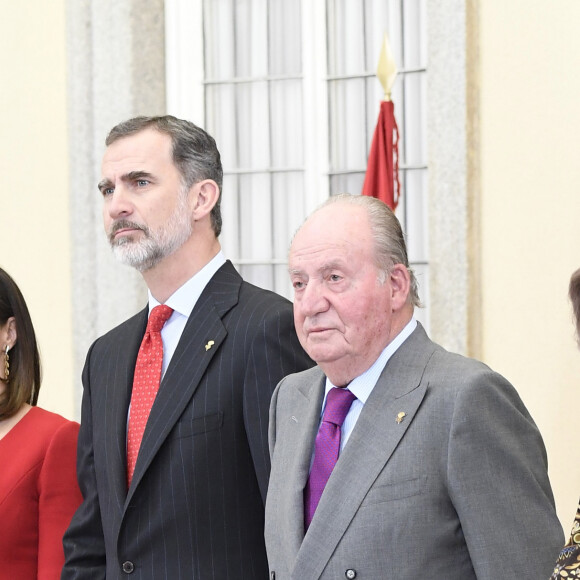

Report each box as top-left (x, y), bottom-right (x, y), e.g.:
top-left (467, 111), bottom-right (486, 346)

top-left (427, 0), bottom-right (480, 357)
top-left (66, 0), bottom-right (166, 411)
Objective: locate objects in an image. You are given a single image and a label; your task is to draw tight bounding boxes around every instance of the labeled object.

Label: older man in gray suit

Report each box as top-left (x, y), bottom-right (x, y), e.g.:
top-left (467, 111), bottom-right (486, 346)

top-left (265, 193), bottom-right (563, 579)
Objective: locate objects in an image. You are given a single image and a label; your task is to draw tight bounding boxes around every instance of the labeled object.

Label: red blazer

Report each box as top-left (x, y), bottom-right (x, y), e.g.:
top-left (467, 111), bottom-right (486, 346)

top-left (0, 406), bottom-right (82, 580)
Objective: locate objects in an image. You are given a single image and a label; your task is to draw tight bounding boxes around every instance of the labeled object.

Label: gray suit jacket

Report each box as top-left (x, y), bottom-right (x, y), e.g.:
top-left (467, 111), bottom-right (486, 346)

top-left (265, 323), bottom-right (563, 579)
top-left (62, 262), bottom-right (313, 579)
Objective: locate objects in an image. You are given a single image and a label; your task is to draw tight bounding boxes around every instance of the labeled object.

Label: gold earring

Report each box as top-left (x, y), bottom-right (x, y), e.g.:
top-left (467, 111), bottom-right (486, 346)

top-left (3, 346), bottom-right (9, 383)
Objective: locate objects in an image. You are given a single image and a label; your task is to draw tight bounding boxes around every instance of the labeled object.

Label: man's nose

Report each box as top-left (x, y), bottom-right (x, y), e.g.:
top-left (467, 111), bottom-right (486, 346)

top-left (105, 185), bottom-right (133, 219)
top-left (299, 281), bottom-right (330, 316)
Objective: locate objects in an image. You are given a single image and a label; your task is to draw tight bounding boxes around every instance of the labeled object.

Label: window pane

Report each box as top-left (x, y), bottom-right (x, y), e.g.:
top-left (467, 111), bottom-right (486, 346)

top-left (237, 0), bottom-right (269, 77)
top-left (271, 80), bottom-right (303, 168)
top-left (402, 72), bottom-right (426, 166)
top-left (203, 0), bottom-right (235, 78)
top-left (403, 169), bottom-right (428, 263)
top-left (220, 173), bottom-right (240, 259)
top-left (237, 82), bottom-right (271, 168)
top-left (329, 78), bottom-right (367, 171)
top-left (403, 0), bottom-right (427, 69)
top-left (205, 84), bottom-right (238, 167)
top-left (327, 0), bottom-right (365, 75)
top-left (272, 172), bottom-right (305, 259)
top-left (270, 0), bottom-right (302, 75)
top-left (239, 173), bottom-right (272, 260)
top-left (274, 264), bottom-right (292, 300)
top-left (413, 263), bottom-right (430, 327)
top-left (364, 0), bottom-right (400, 71)
top-left (330, 173), bottom-right (365, 197)
top-left (240, 264), bottom-right (274, 291)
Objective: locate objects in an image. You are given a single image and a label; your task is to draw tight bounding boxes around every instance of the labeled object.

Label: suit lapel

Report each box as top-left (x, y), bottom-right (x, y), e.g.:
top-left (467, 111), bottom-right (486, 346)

top-left (125, 263), bottom-right (241, 502)
top-left (277, 372), bottom-right (326, 571)
top-left (292, 324), bottom-right (436, 579)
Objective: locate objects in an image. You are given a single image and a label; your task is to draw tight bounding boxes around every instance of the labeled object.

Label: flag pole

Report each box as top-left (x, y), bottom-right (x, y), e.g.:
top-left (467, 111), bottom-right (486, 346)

top-left (361, 33), bottom-right (401, 210)
top-left (376, 33), bottom-right (398, 101)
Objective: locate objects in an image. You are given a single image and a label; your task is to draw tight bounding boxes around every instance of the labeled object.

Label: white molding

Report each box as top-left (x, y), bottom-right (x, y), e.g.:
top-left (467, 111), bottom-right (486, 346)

top-left (302, 0), bottom-right (330, 213)
top-left (165, 0), bottom-right (205, 125)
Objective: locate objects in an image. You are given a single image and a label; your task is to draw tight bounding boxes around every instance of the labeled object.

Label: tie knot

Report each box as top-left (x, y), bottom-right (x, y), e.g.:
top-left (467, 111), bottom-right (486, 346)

top-left (322, 387), bottom-right (356, 427)
top-left (147, 305), bottom-right (173, 333)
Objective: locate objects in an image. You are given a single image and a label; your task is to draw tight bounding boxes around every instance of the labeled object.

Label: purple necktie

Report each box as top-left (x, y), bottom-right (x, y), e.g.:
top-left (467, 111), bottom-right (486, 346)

top-left (304, 387), bottom-right (357, 530)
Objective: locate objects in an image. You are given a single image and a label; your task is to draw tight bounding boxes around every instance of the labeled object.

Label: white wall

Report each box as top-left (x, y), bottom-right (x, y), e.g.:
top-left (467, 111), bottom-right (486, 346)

top-left (0, 1), bottom-right (75, 419)
top-left (479, 0), bottom-right (580, 527)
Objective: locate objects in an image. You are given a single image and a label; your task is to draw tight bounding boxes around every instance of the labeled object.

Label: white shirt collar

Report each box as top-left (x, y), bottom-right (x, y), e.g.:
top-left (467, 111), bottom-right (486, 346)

top-left (148, 251), bottom-right (227, 317)
top-left (325, 317), bottom-right (418, 404)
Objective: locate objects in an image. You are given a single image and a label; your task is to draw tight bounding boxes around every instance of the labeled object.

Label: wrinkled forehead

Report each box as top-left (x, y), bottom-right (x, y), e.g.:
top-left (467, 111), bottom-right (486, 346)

top-left (289, 224), bottom-right (375, 279)
top-left (102, 129), bottom-right (173, 168)
top-left (291, 204), bottom-right (372, 255)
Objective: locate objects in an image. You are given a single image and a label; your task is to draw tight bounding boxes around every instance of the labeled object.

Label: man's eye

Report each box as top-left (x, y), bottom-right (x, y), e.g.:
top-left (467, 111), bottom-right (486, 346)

top-left (102, 187), bottom-right (114, 196)
top-left (292, 281), bottom-right (305, 290)
top-left (137, 180), bottom-right (149, 187)
top-left (329, 274), bottom-right (342, 282)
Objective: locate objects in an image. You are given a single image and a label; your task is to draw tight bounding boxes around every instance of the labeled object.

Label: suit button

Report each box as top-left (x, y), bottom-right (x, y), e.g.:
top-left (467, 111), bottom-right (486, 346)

top-left (345, 570), bottom-right (356, 579)
top-left (122, 561), bottom-right (135, 574)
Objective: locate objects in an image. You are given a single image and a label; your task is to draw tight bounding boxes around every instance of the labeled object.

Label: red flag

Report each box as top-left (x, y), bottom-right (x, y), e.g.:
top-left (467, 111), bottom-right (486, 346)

top-left (361, 100), bottom-right (400, 210)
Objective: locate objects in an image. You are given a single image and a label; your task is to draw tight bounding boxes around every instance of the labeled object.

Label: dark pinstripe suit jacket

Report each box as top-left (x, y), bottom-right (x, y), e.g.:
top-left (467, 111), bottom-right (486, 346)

top-left (62, 261), bottom-right (313, 580)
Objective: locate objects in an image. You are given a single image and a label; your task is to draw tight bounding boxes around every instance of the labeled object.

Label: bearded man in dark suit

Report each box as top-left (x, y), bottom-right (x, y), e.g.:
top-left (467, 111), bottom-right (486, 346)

top-left (62, 115), bottom-right (312, 579)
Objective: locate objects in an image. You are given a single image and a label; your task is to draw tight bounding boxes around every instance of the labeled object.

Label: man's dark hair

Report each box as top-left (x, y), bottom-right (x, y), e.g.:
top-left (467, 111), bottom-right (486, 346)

top-left (106, 115), bottom-right (224, 237)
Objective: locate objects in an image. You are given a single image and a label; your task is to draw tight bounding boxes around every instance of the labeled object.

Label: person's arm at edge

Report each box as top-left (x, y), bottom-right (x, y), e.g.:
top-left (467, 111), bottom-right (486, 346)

top-left (61, 342), bottom-right (107, 580)
top-left (244, 299), bottom-right (313, 502)
top-left (447, 365), bottom-right (564, 579)
top-left (38, 420), bottom-right (82, 580)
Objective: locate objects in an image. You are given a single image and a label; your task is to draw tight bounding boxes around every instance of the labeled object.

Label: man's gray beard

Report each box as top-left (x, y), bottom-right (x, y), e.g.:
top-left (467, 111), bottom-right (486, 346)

top-left (112, 235), bottom-right (168, 272)
top-left (110, 206), bottom-right (193, 272)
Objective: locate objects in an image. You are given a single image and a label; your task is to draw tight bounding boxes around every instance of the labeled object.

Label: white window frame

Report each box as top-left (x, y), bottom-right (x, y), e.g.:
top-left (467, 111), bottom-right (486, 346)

top-left (164, 0), bottom-right (429, 333)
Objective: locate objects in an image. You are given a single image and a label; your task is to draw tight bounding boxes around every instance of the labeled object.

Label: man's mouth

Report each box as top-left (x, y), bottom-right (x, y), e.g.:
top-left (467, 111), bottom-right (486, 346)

top-left (109, 220), bottom-right (146, 243)
top-left (306, 326), bottom-right (335, 337)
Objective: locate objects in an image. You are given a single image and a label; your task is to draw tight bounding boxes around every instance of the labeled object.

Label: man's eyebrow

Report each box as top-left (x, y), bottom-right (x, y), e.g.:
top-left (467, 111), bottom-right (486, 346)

top-left (97, 178), bottom-right (112, 193)
top-left (124, 170), bottom-right (154, 182)
top-left (97, 171), bottom-right (154, 192)
top-left (288, 261), bottom-right (345, 276)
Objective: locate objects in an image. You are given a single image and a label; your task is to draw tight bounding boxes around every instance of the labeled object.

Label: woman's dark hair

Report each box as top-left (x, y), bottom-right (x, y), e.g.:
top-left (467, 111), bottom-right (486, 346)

top-left (570, 267), bottom-right (580, 347)
top-left (0, 268), bottom-right (41, 418)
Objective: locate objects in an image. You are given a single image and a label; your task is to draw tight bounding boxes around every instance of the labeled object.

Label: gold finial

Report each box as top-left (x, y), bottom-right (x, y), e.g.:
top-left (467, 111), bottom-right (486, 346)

top-left (376, 32), bottom-right (398, 101)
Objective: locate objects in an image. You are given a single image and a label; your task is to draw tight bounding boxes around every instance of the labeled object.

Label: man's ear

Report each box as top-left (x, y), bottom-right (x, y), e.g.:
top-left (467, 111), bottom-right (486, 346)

top-left (389, 264), bottom-right (411, 310)
top-left (191, 179), bottom-right (220, 221)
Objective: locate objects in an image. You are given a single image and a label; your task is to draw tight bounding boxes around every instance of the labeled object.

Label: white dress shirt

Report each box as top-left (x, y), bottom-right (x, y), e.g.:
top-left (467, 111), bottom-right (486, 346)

top-left (320, 317), bottom-right (418, 452)
top-left (148, 251), bottom-right (226, 378)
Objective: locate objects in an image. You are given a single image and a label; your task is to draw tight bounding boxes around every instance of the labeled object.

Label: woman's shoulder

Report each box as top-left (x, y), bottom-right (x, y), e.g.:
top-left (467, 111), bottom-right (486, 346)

top-left (27, 406), bottom-right (79, 437)
top-left (3, 407), bottom-right (79, 466)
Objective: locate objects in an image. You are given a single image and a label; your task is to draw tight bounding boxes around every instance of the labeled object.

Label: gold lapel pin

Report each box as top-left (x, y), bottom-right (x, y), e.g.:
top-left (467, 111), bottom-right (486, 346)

top-left (396, 411), bottom-right (406, 424)
top-left (205, 340), bottom-right (215, 351)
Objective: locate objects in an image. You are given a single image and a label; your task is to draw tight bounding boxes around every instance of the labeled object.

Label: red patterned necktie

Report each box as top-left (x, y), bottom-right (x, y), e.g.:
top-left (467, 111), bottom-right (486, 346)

top-left (126, 304), bottom-right (173, 487)
top-left (304, 387), bottom-right (356, 530)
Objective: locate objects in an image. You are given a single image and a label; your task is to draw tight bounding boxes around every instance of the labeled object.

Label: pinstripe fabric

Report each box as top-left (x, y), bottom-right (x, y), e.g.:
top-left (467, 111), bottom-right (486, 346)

top-left (62, 261), bottom-right (313, 580)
